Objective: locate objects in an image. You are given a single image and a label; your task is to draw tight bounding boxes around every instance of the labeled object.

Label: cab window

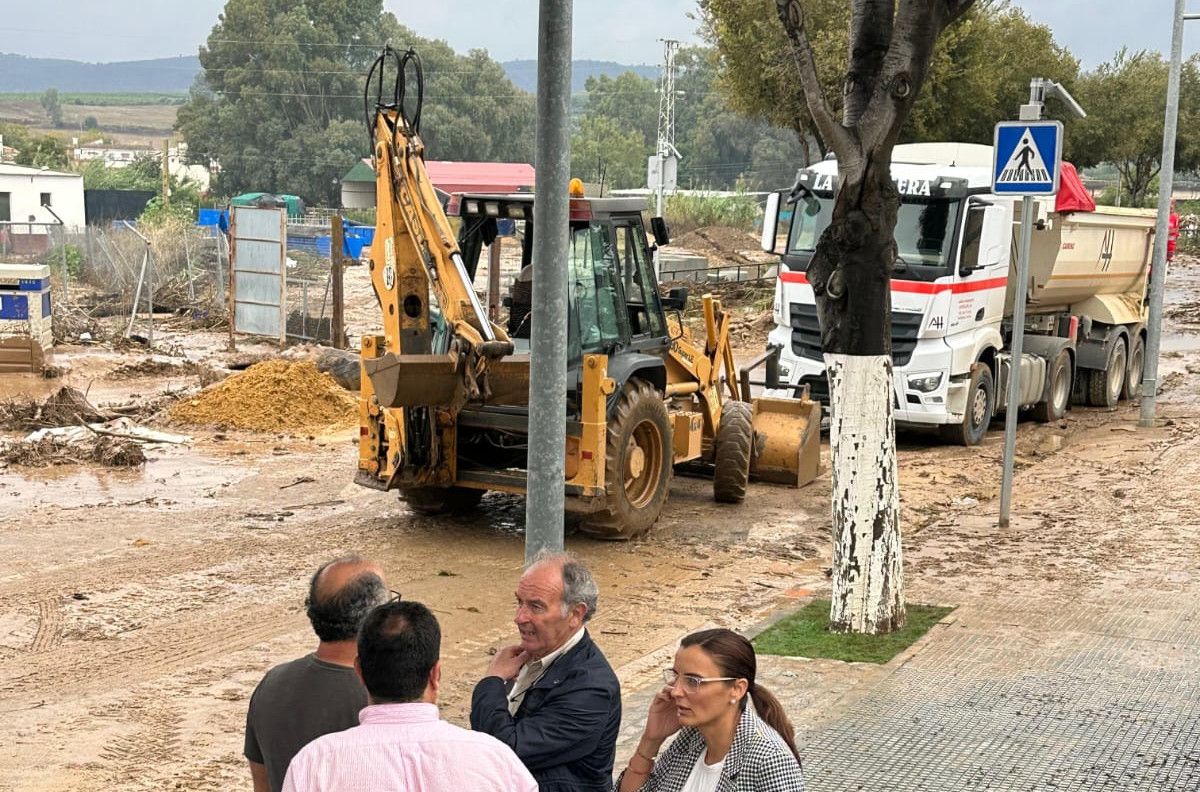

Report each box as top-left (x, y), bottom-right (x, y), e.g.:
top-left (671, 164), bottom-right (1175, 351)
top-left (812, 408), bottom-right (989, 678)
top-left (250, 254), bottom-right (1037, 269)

top-left (612, 218), bottom-right (665, 338)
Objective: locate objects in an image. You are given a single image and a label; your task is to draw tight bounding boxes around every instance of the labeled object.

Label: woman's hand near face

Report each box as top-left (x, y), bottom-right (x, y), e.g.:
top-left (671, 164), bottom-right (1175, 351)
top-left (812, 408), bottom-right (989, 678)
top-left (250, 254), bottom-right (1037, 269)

top-left (641, 686), bottom-right (681, 745)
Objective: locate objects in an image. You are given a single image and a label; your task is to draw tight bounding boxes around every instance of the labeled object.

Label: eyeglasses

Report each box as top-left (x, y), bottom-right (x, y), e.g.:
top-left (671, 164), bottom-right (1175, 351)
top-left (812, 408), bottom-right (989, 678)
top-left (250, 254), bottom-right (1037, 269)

top-left (662, 669), bottom-right (737, 692)
top-left (387, 589), bottom-right (403, 603)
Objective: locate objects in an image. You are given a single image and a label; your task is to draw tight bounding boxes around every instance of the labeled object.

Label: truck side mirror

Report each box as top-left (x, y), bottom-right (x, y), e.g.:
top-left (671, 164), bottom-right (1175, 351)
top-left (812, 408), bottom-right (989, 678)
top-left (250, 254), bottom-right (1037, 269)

top-left (761, 192), bottom-right (781, 253)
top-left (650, 216), bottom-right (671, 246)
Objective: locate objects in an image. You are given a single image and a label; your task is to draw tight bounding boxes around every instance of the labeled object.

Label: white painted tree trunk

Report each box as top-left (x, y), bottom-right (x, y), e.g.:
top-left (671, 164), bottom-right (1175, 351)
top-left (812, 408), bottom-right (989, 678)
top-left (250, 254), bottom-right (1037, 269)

top-left (825, 352), bottom-right (905, 633)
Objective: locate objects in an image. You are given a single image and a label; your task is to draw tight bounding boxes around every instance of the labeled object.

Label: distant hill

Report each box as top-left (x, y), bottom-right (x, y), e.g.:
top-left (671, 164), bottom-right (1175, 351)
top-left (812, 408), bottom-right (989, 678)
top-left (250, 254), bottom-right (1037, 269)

top-left (0, 52), bottom-right (657, 96)
top-left (0, 54), bottom-right (200, 93)
top-left (501, 60), bottom-right (660, 94)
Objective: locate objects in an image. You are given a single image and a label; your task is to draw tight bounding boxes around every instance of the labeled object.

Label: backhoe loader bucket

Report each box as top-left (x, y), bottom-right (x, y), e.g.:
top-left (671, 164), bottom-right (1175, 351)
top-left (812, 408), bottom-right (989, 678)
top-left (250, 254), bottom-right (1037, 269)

top-left (363, 352), bottom-right (462, 408)
top-left (749, 394), bottom-right (822, 487)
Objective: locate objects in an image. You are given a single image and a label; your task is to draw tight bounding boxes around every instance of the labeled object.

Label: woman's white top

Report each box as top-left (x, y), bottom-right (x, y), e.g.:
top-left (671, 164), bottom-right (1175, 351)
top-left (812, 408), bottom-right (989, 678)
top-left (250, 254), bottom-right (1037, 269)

top-left (679, 752), bottom-right (726, 792)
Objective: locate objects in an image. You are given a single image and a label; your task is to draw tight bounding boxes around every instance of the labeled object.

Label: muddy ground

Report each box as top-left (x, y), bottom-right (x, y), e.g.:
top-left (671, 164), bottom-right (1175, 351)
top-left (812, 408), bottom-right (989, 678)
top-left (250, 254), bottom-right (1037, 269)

top-left (2, 257), bottom-right (1199, 791)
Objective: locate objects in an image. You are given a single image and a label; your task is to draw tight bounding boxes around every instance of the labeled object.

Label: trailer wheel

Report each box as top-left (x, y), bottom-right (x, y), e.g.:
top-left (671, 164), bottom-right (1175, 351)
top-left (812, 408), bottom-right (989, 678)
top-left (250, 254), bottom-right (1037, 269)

top-left (713, 401), bottom-right (754, 503)
top-left (580, 379), bottom-right (672, 540)
top-left (399, 487), bottom-right (485, 516)
top-left (1032, 349), bottom-right (1072, 423)
top-left (1086, 336), bottom-right (1126, 408)
top-left (1122, 334), bottom-right (1145, 400)
top-left (941, 365), bottom-right (993, 446)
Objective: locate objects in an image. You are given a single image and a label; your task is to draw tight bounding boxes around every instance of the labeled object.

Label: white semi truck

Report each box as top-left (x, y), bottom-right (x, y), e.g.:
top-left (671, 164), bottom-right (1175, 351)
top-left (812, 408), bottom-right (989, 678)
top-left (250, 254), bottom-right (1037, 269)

top-left (758, 142), bottom-right (1156, 445)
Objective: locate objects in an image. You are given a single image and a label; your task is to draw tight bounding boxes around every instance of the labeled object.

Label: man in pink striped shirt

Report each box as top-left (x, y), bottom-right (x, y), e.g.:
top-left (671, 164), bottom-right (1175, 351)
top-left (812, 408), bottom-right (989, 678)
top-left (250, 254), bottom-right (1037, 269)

top-left (282, 599), bottom-right (537, 792)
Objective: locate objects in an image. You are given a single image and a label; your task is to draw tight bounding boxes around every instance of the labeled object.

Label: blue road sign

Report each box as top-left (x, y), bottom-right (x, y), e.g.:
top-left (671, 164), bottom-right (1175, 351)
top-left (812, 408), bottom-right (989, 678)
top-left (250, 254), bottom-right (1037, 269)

top-left (992, 120), bottom-right (1063, 195)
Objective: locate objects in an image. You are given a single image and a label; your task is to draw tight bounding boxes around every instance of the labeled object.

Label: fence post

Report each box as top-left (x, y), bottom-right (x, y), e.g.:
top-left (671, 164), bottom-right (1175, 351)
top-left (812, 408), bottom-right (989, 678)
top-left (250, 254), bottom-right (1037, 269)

top-left (331, 216), bottom-right (346, 349)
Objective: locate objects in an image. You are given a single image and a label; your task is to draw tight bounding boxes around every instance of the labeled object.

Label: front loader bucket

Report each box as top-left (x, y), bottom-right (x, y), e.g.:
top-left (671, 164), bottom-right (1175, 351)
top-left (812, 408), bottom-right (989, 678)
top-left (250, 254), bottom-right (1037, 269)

top-left (749, 395), bottom-right (822, 487)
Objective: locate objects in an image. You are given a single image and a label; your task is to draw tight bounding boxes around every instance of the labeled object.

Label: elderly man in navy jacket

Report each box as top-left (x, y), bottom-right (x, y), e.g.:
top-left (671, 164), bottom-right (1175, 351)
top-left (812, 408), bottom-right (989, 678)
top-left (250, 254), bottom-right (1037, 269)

top-left (471, 551), bottom-right (620, 792)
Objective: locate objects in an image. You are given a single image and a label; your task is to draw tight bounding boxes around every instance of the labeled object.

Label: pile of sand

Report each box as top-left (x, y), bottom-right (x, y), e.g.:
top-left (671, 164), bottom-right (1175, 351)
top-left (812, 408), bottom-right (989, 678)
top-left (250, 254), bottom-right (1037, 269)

top-left (170, 359), bottom-right (357, 432)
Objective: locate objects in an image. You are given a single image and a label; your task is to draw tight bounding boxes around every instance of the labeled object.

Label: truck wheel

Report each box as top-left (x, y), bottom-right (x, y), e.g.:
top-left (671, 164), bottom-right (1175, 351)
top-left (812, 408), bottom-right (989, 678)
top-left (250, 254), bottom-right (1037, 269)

top-left (399, 487), bottom-right (485, 516)
top-left (580, 379), bottom-right (672, 540)
top-left (940, 365), bottom-right (993, 446)
top-left (1122, 334), bottom-right (1145, 400)
top-left (1086, 336), bottom-right (1126, 408)
top-left (713, 401), bottom-right (754, 503)
top-left (1031, 349), bottom-right (1072, 423)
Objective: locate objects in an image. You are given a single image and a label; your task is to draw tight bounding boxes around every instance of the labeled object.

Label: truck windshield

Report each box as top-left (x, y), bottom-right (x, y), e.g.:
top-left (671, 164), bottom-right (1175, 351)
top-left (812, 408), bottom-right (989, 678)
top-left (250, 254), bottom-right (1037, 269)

top-left (787, 196), bottom-right (962, 281)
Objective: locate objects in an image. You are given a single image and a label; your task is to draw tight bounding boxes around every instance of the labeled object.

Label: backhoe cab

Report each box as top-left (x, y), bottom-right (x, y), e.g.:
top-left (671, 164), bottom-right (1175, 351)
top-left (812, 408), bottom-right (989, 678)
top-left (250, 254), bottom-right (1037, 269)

top-left (355, 47), bottom-right (820, 538)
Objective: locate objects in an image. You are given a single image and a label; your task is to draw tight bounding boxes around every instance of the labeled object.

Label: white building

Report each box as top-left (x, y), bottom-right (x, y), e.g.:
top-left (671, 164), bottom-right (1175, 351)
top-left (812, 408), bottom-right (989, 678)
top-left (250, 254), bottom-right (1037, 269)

top-left (0, 164), bottom-right (87, 237)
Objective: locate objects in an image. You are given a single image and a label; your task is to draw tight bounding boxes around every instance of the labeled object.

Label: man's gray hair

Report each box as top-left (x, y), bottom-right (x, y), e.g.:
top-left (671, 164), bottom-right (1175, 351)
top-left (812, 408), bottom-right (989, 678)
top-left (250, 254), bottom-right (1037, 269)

top-left (530, 550), bottom-right (598, 622)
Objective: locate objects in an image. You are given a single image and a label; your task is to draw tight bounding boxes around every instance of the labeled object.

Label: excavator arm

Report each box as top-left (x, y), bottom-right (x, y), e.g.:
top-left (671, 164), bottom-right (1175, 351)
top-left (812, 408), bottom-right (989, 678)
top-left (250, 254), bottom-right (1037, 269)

top-left (359, 47), bottom-right (511, 486)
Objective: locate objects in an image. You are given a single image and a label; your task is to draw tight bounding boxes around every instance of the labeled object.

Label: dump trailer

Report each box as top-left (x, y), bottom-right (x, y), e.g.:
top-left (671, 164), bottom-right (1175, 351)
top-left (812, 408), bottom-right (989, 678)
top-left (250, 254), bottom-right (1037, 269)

top-left (760, 142), bottom-right (1156, 445)
top-left (353, 47), bottom-right (821, 539)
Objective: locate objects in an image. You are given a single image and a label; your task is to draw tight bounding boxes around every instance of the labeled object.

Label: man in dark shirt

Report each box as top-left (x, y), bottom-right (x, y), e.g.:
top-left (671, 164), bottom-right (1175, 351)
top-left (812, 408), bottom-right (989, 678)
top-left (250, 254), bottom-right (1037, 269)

top-left (245, 556), bottom-right (388, 792)
top-left (470, 551), bottom-right (621, 792)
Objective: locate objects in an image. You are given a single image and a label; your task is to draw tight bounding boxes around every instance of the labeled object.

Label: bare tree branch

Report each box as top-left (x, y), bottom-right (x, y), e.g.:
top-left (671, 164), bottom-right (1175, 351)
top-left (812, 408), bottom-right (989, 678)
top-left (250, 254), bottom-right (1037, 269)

top-left (775, 0), bottom-right (855, 158)
top-left (844, 0), bottom-right (894, 128)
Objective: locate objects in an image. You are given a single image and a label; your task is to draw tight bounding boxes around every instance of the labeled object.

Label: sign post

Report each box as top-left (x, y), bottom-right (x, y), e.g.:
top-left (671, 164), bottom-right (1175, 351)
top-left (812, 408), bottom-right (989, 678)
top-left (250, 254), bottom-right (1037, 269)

top-left (992, 119), bottom-right (1062, 528)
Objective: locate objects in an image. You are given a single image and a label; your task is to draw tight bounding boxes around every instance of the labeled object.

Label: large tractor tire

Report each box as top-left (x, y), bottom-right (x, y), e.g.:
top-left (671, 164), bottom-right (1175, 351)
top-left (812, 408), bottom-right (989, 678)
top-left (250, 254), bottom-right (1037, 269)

top-left (941, 365), bottom-right (993, 446)
top-left (1031, 349), bottom-right (1072, 423)
top-left (399, 486), bottom-right (485, 516)
top-left (713, 400), bottom-right (754, 503)
top-left (580, 379), bottom-right (672, 540)
top-left (1086, 336), bottom-right (1126, 408)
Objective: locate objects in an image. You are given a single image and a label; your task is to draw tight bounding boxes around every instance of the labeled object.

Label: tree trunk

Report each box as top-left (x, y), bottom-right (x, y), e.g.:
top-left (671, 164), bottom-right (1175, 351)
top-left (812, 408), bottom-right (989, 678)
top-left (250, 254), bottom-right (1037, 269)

top-left (809, 153), bottom-right (906, 634)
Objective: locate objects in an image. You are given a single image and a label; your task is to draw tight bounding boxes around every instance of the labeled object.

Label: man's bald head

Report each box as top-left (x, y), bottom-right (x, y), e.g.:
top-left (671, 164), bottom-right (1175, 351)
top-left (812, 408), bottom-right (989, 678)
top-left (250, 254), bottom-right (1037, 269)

top-left (305, 556), bottom-right (388, 642)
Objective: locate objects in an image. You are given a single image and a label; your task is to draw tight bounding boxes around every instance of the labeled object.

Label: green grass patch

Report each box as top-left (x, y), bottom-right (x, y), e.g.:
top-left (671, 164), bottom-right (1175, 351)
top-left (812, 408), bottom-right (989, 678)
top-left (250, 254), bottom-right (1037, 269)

top-left (0, 92), bottom-right (186, 106)
top-left (753, 599), bottom-right (954, 664)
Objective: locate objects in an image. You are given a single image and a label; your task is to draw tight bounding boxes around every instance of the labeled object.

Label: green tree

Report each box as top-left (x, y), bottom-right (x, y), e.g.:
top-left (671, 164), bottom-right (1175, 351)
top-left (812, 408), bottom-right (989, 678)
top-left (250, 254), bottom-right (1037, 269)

top-left (0, 124), bottom-right (69, 169)
top-left (40, 88), bottom-right (63, 128)
top-left (83, 116), bottom-right (99, 130)
top-left (570, 115), bottom-right (647, 189)
top-left (1068, 49), bottom-right (1200, 207)
top-left (177, 1), bottom-right (533, 205)
top-left (579, 72), bottom-right (659, 148)
top-left (700, 1), bottom-right (1077, 156)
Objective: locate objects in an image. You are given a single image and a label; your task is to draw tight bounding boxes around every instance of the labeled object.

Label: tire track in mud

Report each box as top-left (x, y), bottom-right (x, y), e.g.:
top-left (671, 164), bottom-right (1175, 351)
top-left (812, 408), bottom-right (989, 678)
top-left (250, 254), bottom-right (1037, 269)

top-left (0, 503), bottom-right (384, 605)
top-left (0, 600), bottom-right (297, 704)
top-left (30, 597), bottom-right (63, 653)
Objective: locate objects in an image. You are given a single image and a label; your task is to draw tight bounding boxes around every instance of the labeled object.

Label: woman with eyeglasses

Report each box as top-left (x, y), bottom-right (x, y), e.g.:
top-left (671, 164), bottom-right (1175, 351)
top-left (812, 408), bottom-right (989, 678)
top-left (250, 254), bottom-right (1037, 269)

top-left (615, 628), bottom-right (803, 792)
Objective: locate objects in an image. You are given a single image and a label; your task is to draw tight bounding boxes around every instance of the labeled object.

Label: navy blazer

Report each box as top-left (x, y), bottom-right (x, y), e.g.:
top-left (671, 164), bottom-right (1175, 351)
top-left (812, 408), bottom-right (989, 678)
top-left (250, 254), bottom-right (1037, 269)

top-left (470, 629), bottom-right (621, 792)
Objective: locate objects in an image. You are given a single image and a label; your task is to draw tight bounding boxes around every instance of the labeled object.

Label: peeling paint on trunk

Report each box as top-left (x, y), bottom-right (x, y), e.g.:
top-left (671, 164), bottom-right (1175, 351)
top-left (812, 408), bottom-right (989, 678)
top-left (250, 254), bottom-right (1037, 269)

top-left (826, 352), bottom-right (906, 634)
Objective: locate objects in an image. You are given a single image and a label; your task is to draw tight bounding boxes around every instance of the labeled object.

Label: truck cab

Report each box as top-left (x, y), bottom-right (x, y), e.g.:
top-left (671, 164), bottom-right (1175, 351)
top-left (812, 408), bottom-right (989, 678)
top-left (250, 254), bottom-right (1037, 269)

top-left (762, 142), bottom-right (1154, 445)
top-left (764, 145), bottom-right (1011, 441)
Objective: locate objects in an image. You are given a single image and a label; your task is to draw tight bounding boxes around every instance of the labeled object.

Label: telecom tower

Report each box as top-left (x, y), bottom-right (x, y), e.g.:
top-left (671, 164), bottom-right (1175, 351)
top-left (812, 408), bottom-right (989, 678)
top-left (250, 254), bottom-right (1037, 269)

top-left (653, 39), bottom-right (681, 217)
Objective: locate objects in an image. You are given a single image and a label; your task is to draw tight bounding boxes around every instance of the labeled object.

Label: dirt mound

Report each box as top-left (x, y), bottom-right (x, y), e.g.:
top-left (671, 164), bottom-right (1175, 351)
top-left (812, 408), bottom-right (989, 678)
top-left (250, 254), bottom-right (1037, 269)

top-left (670, 226), bottom-right (763, 267)
top-left (170, 359), bottom-right (357, 432)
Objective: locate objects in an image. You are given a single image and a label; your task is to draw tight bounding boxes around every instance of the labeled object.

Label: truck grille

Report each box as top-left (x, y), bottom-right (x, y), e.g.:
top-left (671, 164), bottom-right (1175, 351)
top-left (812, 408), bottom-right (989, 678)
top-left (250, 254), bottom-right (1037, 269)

top-left (789, 303), bottom-right (924, 367)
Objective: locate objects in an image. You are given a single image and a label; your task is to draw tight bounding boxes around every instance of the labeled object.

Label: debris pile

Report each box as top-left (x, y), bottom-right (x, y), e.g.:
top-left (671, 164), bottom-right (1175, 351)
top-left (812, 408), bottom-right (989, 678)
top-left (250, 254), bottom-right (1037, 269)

top-left (170, 359), bottom-right (357, 432)
top-left (2, 435), bottom-right (146, 468)
top-left (0, 386), bottom-right (110, 430)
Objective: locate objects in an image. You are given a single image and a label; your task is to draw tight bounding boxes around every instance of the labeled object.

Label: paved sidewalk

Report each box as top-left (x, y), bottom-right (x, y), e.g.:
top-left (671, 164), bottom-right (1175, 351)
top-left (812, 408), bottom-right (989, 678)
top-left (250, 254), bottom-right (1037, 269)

top-left (617, 588), bottom-right (1200, 791)
top-left (800, 589), bottom-right (1200, 791)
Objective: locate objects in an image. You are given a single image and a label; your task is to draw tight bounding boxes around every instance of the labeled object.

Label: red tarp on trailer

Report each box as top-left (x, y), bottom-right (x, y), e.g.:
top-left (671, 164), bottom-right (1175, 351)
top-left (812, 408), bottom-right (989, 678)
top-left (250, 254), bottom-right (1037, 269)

top-left (1055, 162), bottom-right (1096, 213)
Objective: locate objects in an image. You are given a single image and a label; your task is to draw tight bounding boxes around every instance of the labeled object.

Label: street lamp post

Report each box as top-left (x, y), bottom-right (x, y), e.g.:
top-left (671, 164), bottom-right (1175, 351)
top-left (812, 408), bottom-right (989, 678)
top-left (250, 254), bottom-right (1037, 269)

top-left (1140, 2), bottom-right (1197, 426)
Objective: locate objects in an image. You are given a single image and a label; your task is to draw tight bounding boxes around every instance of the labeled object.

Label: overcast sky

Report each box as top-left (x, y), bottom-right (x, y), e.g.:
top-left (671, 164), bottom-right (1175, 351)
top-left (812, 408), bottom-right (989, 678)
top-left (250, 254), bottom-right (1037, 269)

top-left (0, 0), bottom-right (1195, 69)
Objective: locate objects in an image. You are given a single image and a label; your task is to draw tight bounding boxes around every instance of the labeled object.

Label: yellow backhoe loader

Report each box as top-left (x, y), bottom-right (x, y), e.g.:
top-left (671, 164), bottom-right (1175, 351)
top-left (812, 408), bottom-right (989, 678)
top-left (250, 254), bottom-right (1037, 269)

top-left (354, 47), bottom-right (820, 538)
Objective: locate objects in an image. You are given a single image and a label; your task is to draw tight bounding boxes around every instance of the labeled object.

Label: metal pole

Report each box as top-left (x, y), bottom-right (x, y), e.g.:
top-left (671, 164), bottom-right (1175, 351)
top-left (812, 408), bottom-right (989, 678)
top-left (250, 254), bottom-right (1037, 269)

top-left (331, 215), bottom-right (346, 348)
top-left (488, 237), bottom-right (502, 321)
top-left (999, 196), bottom-right (1036, 527)
top-left (1140, 0), bottom-right (1190, 427)
top-left (526, 0), bottom-right (573, 563)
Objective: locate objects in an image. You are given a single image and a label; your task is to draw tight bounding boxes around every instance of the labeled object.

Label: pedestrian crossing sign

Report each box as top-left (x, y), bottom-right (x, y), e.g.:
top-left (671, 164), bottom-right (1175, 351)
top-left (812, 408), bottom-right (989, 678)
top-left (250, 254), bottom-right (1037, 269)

top-left (992, 120), bottom-right (1063, 195)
